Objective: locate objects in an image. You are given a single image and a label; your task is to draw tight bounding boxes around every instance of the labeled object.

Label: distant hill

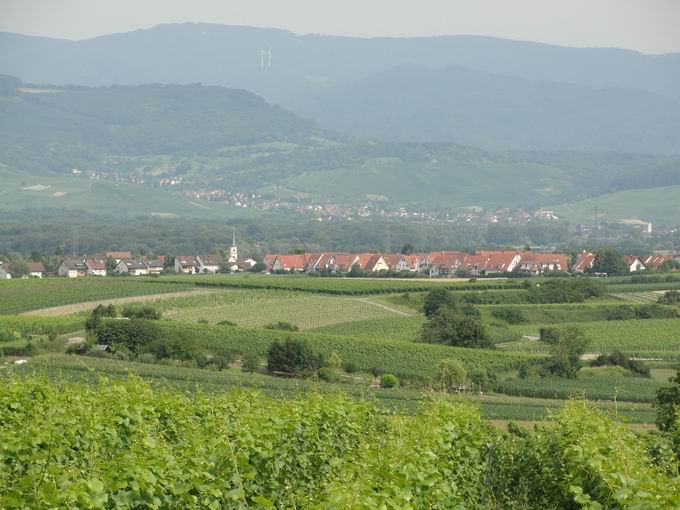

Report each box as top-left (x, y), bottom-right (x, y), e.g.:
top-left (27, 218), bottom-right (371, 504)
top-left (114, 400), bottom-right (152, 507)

top-left (0, 75), bottom-right (320, 172)
top-left (289, 64), bottom-right (680, 154)
top-left (1, 23), bottom-right (679, 104)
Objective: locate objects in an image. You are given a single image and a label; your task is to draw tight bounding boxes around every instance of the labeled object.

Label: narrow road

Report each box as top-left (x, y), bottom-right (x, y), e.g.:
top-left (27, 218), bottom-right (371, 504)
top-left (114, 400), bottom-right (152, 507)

top-left (20, 289), bottom-right (217, 317)
top-left (358, 298), bottom-right (416, 317)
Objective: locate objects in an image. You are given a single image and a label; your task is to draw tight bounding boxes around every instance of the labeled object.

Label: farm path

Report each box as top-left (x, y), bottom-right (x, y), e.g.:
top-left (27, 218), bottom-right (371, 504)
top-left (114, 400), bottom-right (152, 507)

top-left (20, 289), bottom-right (217, 317)
top-left (358, 298), bottom-right (415, 317)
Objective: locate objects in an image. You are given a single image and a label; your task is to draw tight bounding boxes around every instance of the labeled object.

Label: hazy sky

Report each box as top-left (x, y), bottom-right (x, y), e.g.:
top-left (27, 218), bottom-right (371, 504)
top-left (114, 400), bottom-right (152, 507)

top-left (2, 0), bottom-right (680, 54)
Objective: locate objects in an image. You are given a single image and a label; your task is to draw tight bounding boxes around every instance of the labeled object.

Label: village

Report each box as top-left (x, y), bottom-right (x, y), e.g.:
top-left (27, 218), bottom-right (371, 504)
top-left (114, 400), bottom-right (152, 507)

top-left (0, 236), bottom-right (677, 279)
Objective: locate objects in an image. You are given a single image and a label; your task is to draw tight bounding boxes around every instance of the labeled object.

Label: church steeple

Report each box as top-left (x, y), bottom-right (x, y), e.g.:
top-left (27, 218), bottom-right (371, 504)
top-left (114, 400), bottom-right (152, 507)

top-left (229, 230), bottom-right (238, 262)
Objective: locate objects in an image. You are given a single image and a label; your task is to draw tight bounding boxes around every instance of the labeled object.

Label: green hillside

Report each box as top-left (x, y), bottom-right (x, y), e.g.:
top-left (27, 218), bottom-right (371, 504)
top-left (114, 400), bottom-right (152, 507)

top-left (553, 185), bottom-right (680, 225)
top-left (0, 168), bottom-right (258, 220)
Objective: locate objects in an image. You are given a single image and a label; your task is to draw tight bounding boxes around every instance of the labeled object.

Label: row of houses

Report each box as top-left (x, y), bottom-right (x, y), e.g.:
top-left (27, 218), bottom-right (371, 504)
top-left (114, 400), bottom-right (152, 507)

top-left (571, 252), bottom-right (677, 273)
top-left (266, 250), bottom-right (680, 276)
top-left (264, 250), bottom-right (570, 276)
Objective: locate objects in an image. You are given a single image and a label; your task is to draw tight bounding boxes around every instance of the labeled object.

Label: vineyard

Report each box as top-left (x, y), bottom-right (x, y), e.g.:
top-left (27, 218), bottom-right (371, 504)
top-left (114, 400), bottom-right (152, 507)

top-left (145, 320), bottom-right (535, 380)
top-left (1, 376), bottom-right (678, 509)
top-left (0, 278), bottom-right (193, 315)
top-left (498, 318), bottom-right (680, 358)
top-left (154, 290), bottom-right (407, 329)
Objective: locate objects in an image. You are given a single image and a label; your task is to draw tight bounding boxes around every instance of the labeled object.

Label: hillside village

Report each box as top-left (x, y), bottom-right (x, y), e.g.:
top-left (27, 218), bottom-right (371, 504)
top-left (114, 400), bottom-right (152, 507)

top-left (1, 243), bottom-right (677, 279)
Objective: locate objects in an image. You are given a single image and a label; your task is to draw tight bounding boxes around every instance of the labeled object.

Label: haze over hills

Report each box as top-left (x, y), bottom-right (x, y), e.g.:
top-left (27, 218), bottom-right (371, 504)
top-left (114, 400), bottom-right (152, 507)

top-left (290, 63), bottom-right (680, 153)
top-left (1, 22), bottom-right (679, 103)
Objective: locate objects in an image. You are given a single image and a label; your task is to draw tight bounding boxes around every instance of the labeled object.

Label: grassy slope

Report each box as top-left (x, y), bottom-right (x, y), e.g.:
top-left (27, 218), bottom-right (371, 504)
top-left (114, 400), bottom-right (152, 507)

top-left (0, 168), bottom-right (259, 219)
top-left (553, 185), bottom-right (680, 225)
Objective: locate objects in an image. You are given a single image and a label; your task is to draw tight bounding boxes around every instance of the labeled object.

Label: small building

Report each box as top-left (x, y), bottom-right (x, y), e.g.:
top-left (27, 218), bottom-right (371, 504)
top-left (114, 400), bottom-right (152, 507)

top-left (85, 258), bottom-right (107, 276)
top-left (58, 258), bottom-right (87, 278)
top-left (144, 259), bottom-right (164, 275)
top-left (101, 251), bottom-right (133, 263)
top-left (26, 262), bottom-right (45, 278)
top-left (272, 254), bottom-right (308, 272)
top-left (624, 256), bottom-right (646, 273)
top-left (175, 256), bottom-right (200, 274)
top-left (197, 255), bottom-right (223, 274)
top-left (363, 254), bottom-right (389, 273)
top-left (0, 262), bottom-right (12, 279)
top-left (115, 259), bottom-right (149, 276)
top-left (571, 252), bottom-right (596, 273)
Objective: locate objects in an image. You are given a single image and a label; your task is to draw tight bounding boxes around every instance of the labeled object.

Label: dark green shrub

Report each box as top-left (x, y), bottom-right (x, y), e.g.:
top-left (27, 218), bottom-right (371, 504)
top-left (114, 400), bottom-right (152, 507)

top-left (217, 320), bottom-right (237, 326)
top-left (121, 305), bottom-right (162, 320)
top-left (423, 289), bottom-right (456, 317)
top-left (490, 307), bottom-right (526, 324)
top-left (380, 374), bottom-right (399, 388)
top-left (94, 319), bottom-right (163, 352)
top-left (421, 308), bottom-right (492, 348)
top-left (591, 351), bottom-right (650, 377)
top-left (264, 321), bottom-right (299, 331)
top-left (241, 352), bottom-right (259, 373)
top-left (266, 338), bottom-right (324, 377)
top-left (318, 367), bottom-right (339, 382)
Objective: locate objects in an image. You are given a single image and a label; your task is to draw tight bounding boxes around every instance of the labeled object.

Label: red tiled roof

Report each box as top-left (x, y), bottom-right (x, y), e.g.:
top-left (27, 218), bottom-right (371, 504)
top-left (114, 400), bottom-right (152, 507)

top-left (176, 256), bottom-right (199, 267)
top-left (85, 258), bottom-right (106, 270)
top-left (27, 262), bottom-right (45, 273)
top-left (275, 254), bottom-right (308, 270)
top-left (572, 252), bottom-right (595, 272)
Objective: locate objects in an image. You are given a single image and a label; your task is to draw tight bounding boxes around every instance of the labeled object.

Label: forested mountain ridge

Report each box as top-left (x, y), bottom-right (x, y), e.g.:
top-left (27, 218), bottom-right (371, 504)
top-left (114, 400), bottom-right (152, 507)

top-left (289, 63), bottom-right (680, 154)
top-left (1, 23), bottom-right (678, 103)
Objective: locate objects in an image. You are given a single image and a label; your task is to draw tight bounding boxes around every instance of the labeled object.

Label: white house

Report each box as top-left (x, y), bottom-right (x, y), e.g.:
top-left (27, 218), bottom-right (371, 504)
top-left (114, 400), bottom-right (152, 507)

top-left (624, 256), bottom-right (646, 272)
top-left (197, 255), bottom-right (222, 274)
top-left (0, 262), bottom-right (12, 279)
top-left (175, 256), bottom-right (200, 274)
top-left (58, 259), bottom-right (87, 278)
top-left (144, 259), bottom-right (164, 275)
top-left (27, 262), bottom-right (45, 278)
top-left (85, 258), bottom-right (107, 276)
top-left (116, 259), bottom-right (149, 276)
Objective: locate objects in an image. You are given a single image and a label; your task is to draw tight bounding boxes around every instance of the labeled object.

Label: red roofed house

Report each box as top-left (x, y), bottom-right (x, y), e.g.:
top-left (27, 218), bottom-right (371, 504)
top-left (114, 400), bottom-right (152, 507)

top-left (426, 251), bottom-right (467, 276)
top-left (264, 254), bottom-right (278, 272)
top-left (102, 251), bottom-right (133, 263)
top-left (383, 254), bottom-right (410, 272)
top-left (363, 254), bottom-right (389, 273)
top-left (571, 252), bottom-right (596, 273)
top-left (272, 254), bottom-right (308, 272)
top-left (85, 258), bottom-right (107, 276)
top-left (641, 255), bottom-right (670, 271)
top-left (624, 256), bottom-right (646, 272)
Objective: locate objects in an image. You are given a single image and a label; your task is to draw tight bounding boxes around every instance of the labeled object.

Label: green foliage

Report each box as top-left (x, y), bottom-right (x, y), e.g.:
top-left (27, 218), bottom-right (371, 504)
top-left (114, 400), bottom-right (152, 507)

top-left (656, 368), bottom-right (680, 431)
top-left (421, 308), bottom-right (492, 348)
top-left (379, 374), bottom-right (399, 389)
top-left (318, 367), bottom-right (340, 382)
top-left (94, 319), bottom-right (163, 352)
top-left (591, 248), bottom-right (629, 275)
top-left (263, 321), bottom-right (299, 331)
top-left (423, 288), bottom-right (456, 317)
top-left (266, 338), bottom-right (325, 377)
top-left (490, 401), bottom-right (680, 508)
top-left (490, 306), bottom-right (526, 324)
top-left (527, 277), bottom-right (606, 304)
top-left (590, 350), bottom-right (650, 376)
top-left (658, 290), bottom-right (680, 306)
top-left (240, 352), bottom-right (259, 373)
top-left (543, 327), bottom-right (589, 378)
top-left (433, 358), bottom-right (468, 392)
top-left (121, 305), bottom-right (162, 320)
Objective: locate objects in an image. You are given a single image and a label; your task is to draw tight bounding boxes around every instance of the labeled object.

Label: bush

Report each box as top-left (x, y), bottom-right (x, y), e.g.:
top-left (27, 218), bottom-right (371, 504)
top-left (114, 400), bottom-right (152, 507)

top-left (121, 305), bottom-right (162, 320)
top-left (423, 288), bottom-right (456, 318)
top-left (542, 327), bottom-right (589, 378)
top-left (141, 332), bottom-right (203, 362)
top-left (318, 367), bottom-right (340, 382)
top-left (342, 361), bottom-right (358, 374)
top-left (94, 319), bottom-right (163, 352)
top-left (658, 290), bottom-right (680, 306)
top-left (241, 352), bottom-right (259, 373)
top-left (264, 321), bottom-right (299, 331)
top-left (592, 351), bottom-right (650, 377)
top-left (217, 320), bottom-right (237, 326)
top-left (136, 352), bottom-right (157, 364)
top-left (421, 308), bottom-right (492, 348)
top-left (433, 359), bottom-right (467, 392)
top-left (267, 338), bottom-right (325, 377)
top-left (490, 307), bottom-right (526, 324)
top-left (380, 374), bottom-right (399, 388)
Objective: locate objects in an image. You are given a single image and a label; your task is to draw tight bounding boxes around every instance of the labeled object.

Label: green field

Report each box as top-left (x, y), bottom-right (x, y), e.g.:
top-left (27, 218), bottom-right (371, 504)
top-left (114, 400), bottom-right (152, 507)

top-left (0, 167), bottom-right (259, 220)
top-left (0, 277), bottom-right (194, 314)
top-left (553, 184), bottom-right (680, 225)
top-left (154, 290), bottom-right (406, 329)
top-left (497, 318), bottom-right (680, 358)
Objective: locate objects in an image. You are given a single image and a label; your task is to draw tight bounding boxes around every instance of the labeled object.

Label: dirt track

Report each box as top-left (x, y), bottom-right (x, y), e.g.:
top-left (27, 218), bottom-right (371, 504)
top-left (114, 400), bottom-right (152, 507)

top-left (20, 289), bottom-right (216, 317)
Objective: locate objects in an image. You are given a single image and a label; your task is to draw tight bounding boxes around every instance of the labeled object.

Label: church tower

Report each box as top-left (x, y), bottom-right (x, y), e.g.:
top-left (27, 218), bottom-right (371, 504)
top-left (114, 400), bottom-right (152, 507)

top-left (229, 230), bottom-right (238, 263)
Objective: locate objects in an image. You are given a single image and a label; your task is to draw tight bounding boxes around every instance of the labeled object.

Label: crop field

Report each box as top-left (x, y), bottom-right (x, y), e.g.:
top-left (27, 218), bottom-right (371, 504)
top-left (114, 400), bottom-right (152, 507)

top-left (610, 291), bottom-right (661, 303)
top-left (309, 316), bottom-right (425, 341)
top-left (160, 273), bottom-right (522, 295)
top-left (495, 371), bottom-right (665, 403)
top-left (154, 290), bottom-right (406, 329)
top-left (0, 277), bottom-right (193, 314)
top-left (607, 280), bottom-right (680, 293)
top-left (497, 318), bottom-right (680, 358)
